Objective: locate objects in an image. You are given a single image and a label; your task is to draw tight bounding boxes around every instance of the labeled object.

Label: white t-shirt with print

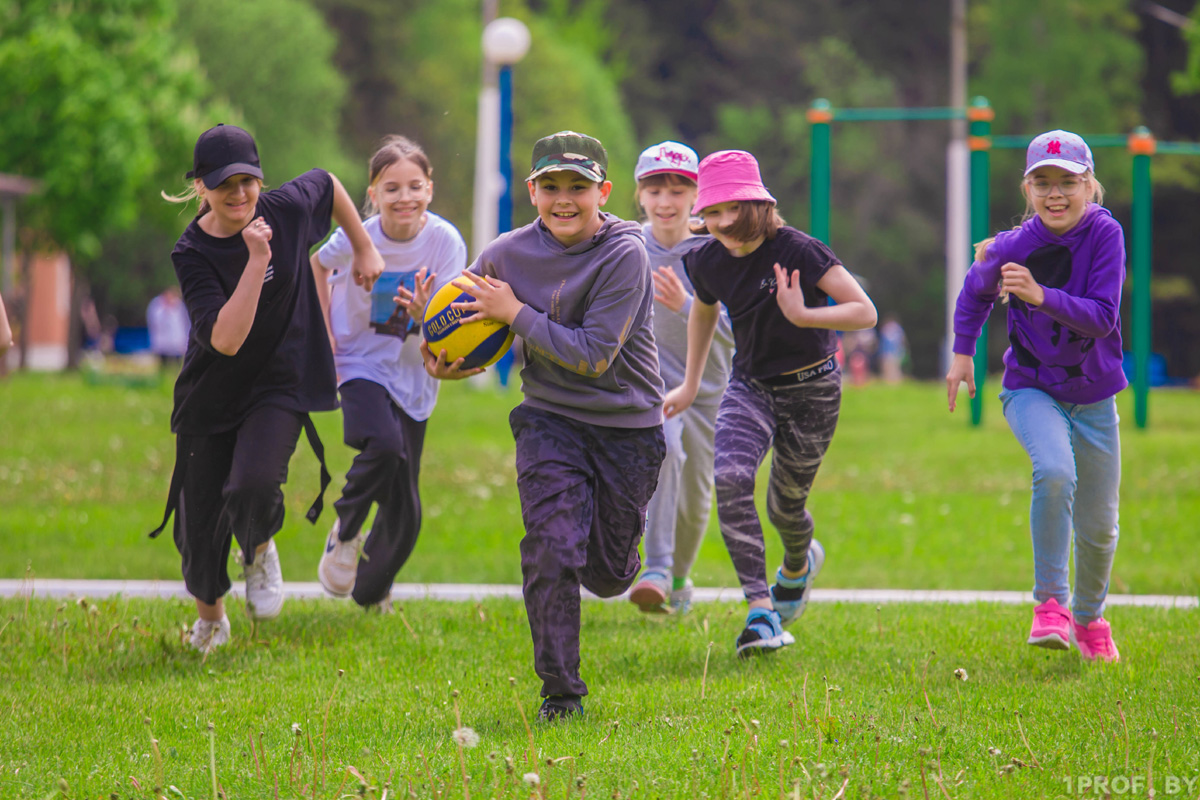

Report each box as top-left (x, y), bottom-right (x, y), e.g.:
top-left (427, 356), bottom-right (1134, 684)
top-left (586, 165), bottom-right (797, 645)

top-left (319, 212), bottom-right (467, 421)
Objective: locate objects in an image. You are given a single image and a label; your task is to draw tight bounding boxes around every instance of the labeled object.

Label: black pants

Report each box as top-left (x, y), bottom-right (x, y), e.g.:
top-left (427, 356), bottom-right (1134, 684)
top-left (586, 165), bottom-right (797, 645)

top-left (334, 379), bottom-right (427, 606)
top-left (174, 406), bottom-right (303, 604)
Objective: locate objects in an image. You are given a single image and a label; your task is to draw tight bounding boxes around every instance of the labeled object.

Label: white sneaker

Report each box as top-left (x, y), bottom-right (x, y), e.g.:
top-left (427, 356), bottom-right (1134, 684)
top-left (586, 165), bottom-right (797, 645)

top-left (318, 518), bottom-right (361, 599)
top-left (189, 616), bottom-right (231, 653)
top-left (244, 540), bottom-right (285, 620)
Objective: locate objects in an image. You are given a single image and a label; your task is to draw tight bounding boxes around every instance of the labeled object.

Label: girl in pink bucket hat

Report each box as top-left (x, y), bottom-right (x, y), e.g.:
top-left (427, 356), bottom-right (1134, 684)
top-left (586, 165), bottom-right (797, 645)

top-left (665, 149), bottom-right (878, 658)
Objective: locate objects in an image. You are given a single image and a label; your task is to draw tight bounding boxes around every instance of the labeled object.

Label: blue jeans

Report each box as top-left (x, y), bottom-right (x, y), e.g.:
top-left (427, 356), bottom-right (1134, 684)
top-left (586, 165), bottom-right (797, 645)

top-left (1000, 388), bottom-right (1121, 624)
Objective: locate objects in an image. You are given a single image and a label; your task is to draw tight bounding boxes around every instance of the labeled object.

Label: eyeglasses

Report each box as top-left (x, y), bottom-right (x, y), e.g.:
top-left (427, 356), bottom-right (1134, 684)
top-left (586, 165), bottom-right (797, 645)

top-left (377, 181), bottom-right (429, 201)
top-left (1026, 177), bottom-right (1085, 197)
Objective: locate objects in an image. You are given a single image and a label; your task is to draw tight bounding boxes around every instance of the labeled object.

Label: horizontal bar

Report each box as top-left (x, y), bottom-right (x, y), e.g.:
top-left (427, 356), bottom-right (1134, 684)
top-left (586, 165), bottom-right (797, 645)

top-left (831, 107), bottom-right (966, 122)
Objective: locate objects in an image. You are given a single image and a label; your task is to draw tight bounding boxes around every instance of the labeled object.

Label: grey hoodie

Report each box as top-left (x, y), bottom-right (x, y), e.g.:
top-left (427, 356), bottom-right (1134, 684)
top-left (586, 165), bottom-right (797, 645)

top-left (642, 224), bottom-right (734, 404)
top-left (473, 213), bottom-right (664, 428)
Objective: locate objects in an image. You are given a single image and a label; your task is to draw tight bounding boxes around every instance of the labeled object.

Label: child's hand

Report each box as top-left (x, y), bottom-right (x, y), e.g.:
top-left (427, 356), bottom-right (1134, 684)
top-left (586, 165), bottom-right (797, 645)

top-left (352, 243), bottom-right (386, 293)
top-left (652, 266), bottom-right (688, 313)
top-left (242, 217), bottom-right (273, 260)
top-left (663, 384), bottom-right (698, 419)
top-left (394, 266), bottom-right (434, 323)
top-left (419, 340), bottom-right (485, 381)
top-left (450, 270), bottom-right (524, 326)
top-left (945, 353), bottom-right (976, 412)
top-left (773, 263), bottom-right (814, 327)
top-left (1000, 262), bottom-right (1045, 306)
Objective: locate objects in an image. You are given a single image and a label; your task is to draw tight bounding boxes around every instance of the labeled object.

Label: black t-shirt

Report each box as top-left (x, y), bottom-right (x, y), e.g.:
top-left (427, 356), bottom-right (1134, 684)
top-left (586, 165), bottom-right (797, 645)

top-left (684, 227), bottom-right (839, 380)
top-left (170, 169), bottom-right (336, 435)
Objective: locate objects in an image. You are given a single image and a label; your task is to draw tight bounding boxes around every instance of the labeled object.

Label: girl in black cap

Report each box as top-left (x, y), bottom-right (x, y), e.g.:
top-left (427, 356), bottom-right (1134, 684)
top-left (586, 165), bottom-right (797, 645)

top-left (157, 124), bottom-right (384, 653)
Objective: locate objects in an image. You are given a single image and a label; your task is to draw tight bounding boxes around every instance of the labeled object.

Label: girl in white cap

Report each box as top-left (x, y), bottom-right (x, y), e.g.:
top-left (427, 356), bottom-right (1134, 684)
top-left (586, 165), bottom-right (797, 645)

top-left (664, 149), bottom-right (877, 658)
top-left (947, 130), bottom-right (1125, 662)
top-left (156, 124), bottom-right (384, 653)
top-left (627, 141), bottom-right (734, 615)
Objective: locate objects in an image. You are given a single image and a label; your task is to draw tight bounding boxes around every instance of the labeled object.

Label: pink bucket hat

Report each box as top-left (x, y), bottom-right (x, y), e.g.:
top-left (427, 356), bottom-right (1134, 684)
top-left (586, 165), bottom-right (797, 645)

top-left (1025, 130), bottom-right (1094, 176)
top-left (692, 150), bottom-right (777, 215)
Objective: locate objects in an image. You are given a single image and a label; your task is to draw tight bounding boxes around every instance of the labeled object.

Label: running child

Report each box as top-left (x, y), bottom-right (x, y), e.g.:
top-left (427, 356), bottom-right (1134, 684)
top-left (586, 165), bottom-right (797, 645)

top-left (626, 141), bottom-right (734, 615)
top-left (663, 150), bottom-right (877, 658)
top-left (155, 124), bottom-right (384, 652)
top-left (947, 130), bottom-right (1125, 662)
top-left (423, 131), bottom-right (665, 720)
top-left (312, 135), bottom-right (467, 608)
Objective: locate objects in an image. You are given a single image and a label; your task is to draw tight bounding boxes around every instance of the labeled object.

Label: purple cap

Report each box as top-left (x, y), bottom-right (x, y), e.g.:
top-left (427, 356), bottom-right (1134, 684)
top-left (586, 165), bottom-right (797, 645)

top-left (692, 150), bottom-right (776, 215)
top-left (1025, 130), bottom-right (1094, 176)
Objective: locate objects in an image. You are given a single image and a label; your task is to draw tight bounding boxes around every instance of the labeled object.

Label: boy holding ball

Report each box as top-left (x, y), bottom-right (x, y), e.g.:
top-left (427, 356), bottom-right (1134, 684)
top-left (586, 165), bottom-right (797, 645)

top-left (422, 131), bottom-right (664, 721)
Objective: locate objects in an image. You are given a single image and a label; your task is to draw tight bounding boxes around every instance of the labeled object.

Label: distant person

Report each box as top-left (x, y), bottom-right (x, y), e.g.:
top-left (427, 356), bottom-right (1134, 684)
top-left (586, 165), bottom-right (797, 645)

top-left (845, 327), bottom-right (877, 386)
top-left (154, 124), bottom-right (384, 653)
top-left (626, 141), bottom-right (732, 616)
top-left (146, 286), bottom-right (191, 368)
top-left (423, 131), bottom-right (664, 722)
top-left (947, 130), bottom-right (1125, 662)
top-left (878, 314), bottom-right (908, 383)
top-left (664, 150), bottom-right (877, 659)
top-left (311, 135), bottom-right (467, 608)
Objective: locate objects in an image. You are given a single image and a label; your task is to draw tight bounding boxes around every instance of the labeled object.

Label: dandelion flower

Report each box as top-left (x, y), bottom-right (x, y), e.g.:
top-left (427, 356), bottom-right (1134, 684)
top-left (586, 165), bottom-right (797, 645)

top-left (954, 668), bottom-right (969, 682)
top-left (522, 772), bottom-right (540, 787)
top-left (291, 723), bottom-right (302, 736)
top-left (452, 727), bottom-right (480, 749)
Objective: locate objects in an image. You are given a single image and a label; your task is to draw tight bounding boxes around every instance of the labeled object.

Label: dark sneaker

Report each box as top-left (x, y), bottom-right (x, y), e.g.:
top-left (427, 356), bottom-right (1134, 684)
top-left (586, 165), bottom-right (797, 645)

top-left (536, 694), bottom-right (583, 722)
top-left (736, 608), bottom-right (795, 658)
top-left (769, 539), bottom-right (825, 627)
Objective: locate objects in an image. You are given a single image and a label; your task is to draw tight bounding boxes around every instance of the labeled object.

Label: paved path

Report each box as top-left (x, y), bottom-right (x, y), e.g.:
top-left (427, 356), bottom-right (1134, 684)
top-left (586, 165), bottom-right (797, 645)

top-left (2, 579), bottom-right (1195, 608)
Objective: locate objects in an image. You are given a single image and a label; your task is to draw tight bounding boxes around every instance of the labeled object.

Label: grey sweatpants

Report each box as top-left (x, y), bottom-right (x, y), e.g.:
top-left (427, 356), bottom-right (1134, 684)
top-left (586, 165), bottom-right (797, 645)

top-left (713, 369), bottom-right (841, 602)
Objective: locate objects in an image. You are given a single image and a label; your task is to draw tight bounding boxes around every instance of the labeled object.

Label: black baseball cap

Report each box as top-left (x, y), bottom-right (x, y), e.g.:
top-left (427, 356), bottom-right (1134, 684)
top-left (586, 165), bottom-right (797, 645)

top-left (187, 124), bottom-right (263, 189)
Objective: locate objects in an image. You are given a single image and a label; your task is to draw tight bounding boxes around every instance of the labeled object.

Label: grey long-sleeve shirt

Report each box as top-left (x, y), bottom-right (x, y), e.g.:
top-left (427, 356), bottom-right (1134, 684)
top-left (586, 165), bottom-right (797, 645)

top-left (473, 213), bottom-right (664, 428)
top-left (643, 225), bottom-right (733, 404)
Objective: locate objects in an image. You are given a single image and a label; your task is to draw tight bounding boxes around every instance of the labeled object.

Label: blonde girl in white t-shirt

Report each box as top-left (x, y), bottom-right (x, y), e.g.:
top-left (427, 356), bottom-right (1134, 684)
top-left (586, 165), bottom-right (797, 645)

top-left (311, 135), bottom-right (467, 607)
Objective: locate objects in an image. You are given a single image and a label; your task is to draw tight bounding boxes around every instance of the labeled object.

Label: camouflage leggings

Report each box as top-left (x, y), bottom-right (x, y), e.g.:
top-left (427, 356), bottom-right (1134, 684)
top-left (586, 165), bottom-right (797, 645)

top-left (714, 369), bottom-right (841, 602)
top-left (510, 405), bottom-right (665, 697)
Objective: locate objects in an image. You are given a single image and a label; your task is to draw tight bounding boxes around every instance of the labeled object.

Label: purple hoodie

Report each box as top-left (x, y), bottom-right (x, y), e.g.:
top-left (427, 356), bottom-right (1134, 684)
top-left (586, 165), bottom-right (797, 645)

top-left (953, 205), bottom-right (1127, 405)
top-left (473, 212), bottom-right (664, 428)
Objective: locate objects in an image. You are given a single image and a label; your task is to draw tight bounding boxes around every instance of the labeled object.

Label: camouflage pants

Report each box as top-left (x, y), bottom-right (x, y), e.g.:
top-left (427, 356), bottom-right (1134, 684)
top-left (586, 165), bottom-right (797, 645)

top-left (714, 369), bottom-right (841, 602)
top-left (510, 405), bottom-right (665, 697)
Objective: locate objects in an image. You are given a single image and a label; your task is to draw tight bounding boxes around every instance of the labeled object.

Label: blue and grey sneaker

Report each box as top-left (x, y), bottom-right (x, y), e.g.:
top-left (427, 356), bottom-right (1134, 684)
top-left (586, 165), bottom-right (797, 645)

top-left (669, 577), bottom-right (694, 615)
top-left (629, 568), bottom-right (672, 614)
top-left (735, 608), bottom-right (795, 658)
top-left (769, 539), bottom-right (825, 627)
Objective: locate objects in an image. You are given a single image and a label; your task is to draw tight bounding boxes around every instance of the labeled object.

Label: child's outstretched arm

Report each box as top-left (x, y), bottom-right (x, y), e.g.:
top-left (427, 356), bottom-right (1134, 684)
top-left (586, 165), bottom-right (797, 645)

top-left (0, 291), bottom-right (12, 360)
top-left (328, 174), bottom-right (384, 292)
top-left (310, 252), bottom-right (335, 352)
top-left (775, 263), bottom-right (877, 331)
top-left (664, 299), bottom-right (719, 419)
top-left (945, 354), bottom-right (976, 413)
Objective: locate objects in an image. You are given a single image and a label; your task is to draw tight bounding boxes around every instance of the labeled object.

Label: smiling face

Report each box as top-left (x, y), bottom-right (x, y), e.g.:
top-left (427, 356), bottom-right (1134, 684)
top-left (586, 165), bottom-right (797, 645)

top-left (637, 175), bottom-right (697, 242)
top-left (200, 174), bottom-right (261, 235)
top-left (698, 201), bottom-right (765, 257)
top-left (528, 170), bottom-right (612, 247)
top-left (1025, 166), bottom-right (1092, 236)
top-left (369, 157), bottom-right (433, 241)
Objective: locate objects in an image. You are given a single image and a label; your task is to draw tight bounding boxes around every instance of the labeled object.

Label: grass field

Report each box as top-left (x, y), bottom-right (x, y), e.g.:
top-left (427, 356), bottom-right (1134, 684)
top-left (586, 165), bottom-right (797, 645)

top-left (1, 371), bottom-right (1198, 798)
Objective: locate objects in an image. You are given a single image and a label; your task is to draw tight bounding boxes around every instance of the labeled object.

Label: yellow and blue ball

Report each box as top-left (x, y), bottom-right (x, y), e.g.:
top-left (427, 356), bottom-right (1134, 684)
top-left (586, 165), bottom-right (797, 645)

top-left (422, 279), bottom-right (515, 369)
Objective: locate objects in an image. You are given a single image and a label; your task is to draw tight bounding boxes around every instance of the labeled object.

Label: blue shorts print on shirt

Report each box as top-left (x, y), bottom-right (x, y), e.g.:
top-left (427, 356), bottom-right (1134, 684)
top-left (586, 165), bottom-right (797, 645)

top-left (369, 272), bottom-right (419, 339)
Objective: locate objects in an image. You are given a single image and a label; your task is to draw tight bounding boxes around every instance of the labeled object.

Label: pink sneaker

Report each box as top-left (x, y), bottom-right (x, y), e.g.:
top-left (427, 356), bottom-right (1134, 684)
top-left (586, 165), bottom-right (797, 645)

top-left (1027, 598), bottom-right (1072, 650)
top-left (1072, 618), bottom-right (1120, 662)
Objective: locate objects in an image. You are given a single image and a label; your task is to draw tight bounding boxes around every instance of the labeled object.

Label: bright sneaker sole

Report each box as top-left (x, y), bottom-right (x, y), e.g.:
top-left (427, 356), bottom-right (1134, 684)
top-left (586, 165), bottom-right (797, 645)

top-left (629, 582), bottom-right (670, 614)
top-left (318, 558), bottom-right (354, 599)
top-left (1027, 632), bottom-right (1071, 650)
top-left (736, 630), bottom-right (795, 658)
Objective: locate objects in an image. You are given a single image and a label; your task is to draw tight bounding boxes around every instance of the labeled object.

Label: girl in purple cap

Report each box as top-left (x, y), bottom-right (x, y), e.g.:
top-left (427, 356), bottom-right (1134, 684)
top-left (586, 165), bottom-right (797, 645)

top-left (664, 150), bottom-right (877, 658)
top-left (947, 130), bottom-right (1125, 662)
top-left (156, 124), bottom-right (384, 653)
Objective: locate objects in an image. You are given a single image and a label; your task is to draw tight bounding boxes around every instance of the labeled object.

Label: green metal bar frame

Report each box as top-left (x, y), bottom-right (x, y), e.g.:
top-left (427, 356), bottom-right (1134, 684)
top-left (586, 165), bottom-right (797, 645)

top-left (1131, 135), bottom-right (1153, 429)
top-left (968, 98), bottom-right (991, 426)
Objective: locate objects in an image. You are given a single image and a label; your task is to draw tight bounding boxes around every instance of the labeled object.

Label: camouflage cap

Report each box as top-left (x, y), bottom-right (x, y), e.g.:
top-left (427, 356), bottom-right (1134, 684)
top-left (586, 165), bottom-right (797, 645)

top-left (528, 131), bottom-right (608, 183)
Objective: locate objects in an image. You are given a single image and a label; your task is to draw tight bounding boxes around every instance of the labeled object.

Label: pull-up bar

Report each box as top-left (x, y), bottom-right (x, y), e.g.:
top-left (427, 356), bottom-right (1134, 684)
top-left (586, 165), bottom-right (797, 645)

top-left (806, 96), bottom-right (1197, 429)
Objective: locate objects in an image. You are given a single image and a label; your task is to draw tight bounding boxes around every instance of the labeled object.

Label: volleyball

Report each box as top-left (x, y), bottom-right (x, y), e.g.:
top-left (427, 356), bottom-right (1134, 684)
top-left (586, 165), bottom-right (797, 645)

top-left (422, 279), bottom-right (516, 369)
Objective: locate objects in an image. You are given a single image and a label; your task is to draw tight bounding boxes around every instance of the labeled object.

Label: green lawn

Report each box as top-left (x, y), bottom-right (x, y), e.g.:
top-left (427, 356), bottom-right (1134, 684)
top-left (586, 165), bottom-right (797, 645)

top-left (2, 371), bottom-right (1198, 596)
top-left (0, 371), bottom-right (1198, 799)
